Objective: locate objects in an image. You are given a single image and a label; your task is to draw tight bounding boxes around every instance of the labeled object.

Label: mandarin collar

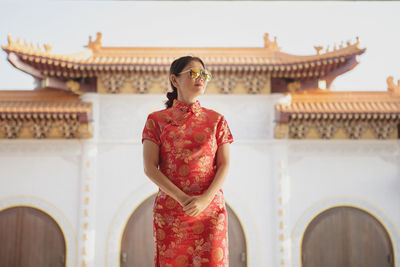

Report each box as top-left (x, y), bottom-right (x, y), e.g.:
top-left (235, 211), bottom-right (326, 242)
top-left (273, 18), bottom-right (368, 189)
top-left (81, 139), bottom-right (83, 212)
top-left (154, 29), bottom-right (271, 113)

top-left (172, 98), bottom-right (201, 116)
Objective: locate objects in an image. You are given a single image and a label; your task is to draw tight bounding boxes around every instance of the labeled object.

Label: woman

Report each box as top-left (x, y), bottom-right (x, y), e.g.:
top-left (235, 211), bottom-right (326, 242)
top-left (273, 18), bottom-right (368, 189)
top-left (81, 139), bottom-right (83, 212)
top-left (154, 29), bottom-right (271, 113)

top-left (142, 56), bottom-right (233, 267)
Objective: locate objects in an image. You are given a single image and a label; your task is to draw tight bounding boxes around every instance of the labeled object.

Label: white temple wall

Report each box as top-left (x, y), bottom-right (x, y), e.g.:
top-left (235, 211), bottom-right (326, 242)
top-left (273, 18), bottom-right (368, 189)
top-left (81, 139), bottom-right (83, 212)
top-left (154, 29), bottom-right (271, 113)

top-left (0, 141), bottom-right (81, 227)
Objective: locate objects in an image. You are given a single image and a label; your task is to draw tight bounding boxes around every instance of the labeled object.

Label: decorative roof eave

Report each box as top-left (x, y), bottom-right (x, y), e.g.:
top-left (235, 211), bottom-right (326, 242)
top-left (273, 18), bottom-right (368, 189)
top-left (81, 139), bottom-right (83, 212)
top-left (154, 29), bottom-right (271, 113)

top-left (275, 82), bottom-right (400, 124)
top-left (3, 45), bottom-right (364, 67)
top-left (3, 51), bottom-right (362, 82)
top-left (2, 33), bottom-right (365, 79)
top-left (274, 79), bottom-right (400, 140)
top-left (6, 51), bottom-right (95, 93)
top-left (0, 89), bottom-right (93, 139)
top-left (0, 89), bottom-right (92, 123)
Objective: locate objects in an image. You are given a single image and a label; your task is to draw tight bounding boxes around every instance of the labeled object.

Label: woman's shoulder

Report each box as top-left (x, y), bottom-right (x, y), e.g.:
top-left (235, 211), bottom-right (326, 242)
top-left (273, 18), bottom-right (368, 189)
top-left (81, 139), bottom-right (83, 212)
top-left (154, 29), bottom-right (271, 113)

top-left (146, 108), bottom-right (173, 126)
top-left (147, 108), bottom-right (169, 119)
top-left (201, 107), bottom-right (224, 120)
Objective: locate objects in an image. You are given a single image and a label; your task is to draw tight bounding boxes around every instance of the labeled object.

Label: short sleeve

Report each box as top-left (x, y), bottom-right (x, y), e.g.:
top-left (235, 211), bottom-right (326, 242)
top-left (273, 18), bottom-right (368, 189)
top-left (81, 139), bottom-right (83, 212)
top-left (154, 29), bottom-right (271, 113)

top-left (142, 113), bottom-right (161, 146)
top-left (216, 116), bottom-right (234, 147)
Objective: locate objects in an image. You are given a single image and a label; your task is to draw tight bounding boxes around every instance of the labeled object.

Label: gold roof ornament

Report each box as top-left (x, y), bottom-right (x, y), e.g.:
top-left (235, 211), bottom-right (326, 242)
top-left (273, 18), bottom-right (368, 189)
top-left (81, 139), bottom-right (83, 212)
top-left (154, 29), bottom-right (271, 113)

top-left (4, 34), bottom-right (54, 55)
top-left (87, 32), bottom-right (102, 51)
top-left (66, 80), bottom-right (83, 95)
top-left (314, 46), bottom-right (323, 55)
top-left (44, 44), bottom-right (52, 53)
top-left (264, 33), bottom-right (281, 51)
top-left (387, 76), bottom-right (400, 95)
top-left (315, 36), bottom-right (362, 57)
top-left (7, 34), bottom-right (12, 46)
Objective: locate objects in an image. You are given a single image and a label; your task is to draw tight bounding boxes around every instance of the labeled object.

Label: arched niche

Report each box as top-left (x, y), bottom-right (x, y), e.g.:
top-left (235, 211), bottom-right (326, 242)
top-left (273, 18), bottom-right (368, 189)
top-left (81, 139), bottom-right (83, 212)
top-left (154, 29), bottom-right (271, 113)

top-left (301, 206), bottom-right (394, 267)
top-left (0, 196), bottom-right (76, 267)
top-left (0, 206), bottom-right (66, 267)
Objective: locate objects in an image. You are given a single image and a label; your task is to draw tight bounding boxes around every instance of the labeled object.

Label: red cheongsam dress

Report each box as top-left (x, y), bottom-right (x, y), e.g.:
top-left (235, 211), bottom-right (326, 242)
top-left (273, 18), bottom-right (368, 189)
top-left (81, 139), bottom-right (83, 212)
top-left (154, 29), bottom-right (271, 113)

top-left (142, 98), bottom-right (234, 267)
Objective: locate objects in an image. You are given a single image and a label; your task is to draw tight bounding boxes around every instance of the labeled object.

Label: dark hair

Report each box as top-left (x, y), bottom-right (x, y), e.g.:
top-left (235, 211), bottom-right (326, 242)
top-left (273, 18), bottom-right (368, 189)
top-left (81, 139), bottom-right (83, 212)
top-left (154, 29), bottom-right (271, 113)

top-left (165, 56), bottom-right (205, 108)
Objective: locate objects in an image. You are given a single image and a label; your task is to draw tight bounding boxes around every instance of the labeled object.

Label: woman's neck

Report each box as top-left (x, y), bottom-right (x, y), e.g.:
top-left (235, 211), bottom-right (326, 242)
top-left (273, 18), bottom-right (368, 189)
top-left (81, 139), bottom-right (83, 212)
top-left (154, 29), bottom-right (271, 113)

top-left (177, 95), bottom-right (197, 105)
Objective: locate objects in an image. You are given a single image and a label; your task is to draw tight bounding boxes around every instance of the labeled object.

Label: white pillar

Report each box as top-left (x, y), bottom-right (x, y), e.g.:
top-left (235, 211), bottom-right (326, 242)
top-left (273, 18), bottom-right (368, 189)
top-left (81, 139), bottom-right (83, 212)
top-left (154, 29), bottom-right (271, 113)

top-left (77, 93), bottom-right (99, 267)
top-left (271, 141), bottom-right (291, 267)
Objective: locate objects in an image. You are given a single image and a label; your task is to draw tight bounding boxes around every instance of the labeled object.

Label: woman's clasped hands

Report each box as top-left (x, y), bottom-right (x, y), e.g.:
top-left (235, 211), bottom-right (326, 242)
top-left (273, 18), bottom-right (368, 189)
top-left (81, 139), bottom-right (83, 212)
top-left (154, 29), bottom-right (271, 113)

top-left (181, 194), bottom-right (213, 217)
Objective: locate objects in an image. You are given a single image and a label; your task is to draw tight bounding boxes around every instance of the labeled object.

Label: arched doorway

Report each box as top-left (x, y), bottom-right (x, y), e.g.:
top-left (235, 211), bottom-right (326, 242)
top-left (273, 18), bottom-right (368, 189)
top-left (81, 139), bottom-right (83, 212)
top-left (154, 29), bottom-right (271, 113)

top-left (302, 206), bottom-right (394, 267)
top-left (0, 206), bottom-right (66, 267)
top-left (121, 193), bottom-right (247, 266)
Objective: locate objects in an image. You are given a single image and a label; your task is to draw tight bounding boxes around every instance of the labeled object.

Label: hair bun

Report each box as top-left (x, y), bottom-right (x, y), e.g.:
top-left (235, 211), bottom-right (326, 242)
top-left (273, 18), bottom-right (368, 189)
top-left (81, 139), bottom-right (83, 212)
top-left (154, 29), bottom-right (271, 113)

top-left (167, 91), bottom-right (174, 100)
top-left (165, 89), bottom-right (178, 108)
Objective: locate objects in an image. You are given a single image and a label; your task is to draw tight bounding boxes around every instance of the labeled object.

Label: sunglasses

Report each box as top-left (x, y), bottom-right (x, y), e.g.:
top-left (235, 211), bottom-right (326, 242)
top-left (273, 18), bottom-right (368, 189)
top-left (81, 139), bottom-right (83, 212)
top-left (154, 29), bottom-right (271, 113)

top-left (179, 67), bottom-right (212, 82)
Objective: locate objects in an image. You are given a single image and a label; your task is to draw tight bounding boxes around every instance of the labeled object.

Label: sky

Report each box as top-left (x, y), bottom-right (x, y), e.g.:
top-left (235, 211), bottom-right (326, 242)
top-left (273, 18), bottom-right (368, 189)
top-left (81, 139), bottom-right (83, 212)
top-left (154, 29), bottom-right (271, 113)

top-left (0, 1), bottom-right (399, 91)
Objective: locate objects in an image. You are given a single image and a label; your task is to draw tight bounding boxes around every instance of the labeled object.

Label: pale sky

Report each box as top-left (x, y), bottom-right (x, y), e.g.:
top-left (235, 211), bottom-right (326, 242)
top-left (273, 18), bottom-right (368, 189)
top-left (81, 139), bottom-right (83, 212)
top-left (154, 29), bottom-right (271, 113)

top-left (1, 1), bottom-right (399, 91)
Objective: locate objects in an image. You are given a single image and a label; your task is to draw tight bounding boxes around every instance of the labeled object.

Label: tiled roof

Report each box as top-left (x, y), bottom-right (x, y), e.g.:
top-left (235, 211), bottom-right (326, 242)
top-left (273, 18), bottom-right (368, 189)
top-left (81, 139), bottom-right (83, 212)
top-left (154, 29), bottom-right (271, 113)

top-left (0, 88), bottom-right (92, 123)
top-left (2, 33), bottom-right (365, 75)
top-left (276, 89), bottom-right (400, 123)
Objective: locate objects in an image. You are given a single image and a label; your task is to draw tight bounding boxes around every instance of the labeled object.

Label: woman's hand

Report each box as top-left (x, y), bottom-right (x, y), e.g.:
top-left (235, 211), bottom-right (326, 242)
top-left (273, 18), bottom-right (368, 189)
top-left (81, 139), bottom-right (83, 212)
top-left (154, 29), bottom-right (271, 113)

top-left (178, 193), bottom-right (192, 207)
top-left (182, 194), bottom-right (213, 217)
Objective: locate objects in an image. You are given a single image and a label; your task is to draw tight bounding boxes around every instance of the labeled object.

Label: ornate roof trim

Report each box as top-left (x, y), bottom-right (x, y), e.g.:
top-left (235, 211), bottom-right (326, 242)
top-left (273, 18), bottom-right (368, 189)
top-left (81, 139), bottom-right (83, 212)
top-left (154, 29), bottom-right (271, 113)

top-left (274, 81), bottom-right (400, 140)
top-left (276, 89), bottom-right (400, 121)
top-left (0, 89), bottom-right (92, 139)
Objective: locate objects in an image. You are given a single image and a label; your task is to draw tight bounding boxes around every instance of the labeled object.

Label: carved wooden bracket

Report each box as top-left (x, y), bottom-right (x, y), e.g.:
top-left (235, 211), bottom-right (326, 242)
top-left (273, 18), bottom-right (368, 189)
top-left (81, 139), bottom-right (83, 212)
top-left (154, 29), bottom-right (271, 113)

top-left (101, 74), bottom-right (126, 94)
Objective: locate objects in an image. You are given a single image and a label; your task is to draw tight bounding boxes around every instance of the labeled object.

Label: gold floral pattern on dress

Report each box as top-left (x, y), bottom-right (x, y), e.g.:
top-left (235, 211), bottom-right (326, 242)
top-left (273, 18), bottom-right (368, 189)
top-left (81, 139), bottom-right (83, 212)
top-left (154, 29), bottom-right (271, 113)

top-left (210, 213), bottom-right (226, 232)
top-left (178, 164), bottom-right (190, 176)
top-left (194, 131), bottom-right (207, 143)
top-left (146, 118), bottom-right (156, 130)
top-left (142, 98), bottom-right (233, 266)
top-left (156, 229), bottom-right (166, 240)
top-left (176, 254), bottom-right (189, 267)
top-left (193, 221), bottom-right (205, 234)
top-left (165, 197), bottom-right (177, 209)
top-left (154, 212), bottom-right (166, 228)
top-left (212, 247), bottom-right (224, 262)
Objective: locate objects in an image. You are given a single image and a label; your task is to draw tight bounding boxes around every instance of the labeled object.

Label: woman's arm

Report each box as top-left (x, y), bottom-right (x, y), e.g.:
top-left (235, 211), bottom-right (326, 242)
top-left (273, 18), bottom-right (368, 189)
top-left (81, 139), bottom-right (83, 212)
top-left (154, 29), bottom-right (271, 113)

top-left (204, 143), bottom-right (231, 200)
top-left (183, 143), bottom-right (231, 217)
top-left (143, 140), bottom-right (190, 206)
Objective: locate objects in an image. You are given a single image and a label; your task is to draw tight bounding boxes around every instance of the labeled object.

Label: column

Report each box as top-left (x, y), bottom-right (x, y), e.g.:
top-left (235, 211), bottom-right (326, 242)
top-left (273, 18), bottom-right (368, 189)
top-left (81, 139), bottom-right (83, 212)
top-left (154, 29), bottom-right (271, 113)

top-left (77, 93), bottom-right (99, 267)
top-left (271, 142), bottom-right (291, 267)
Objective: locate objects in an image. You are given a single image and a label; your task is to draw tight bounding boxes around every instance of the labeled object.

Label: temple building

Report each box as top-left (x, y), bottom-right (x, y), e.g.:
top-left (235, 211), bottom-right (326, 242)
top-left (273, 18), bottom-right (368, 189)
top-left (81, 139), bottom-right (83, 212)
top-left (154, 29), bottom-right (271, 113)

top-left (0, 32), bottom-right (399, 267)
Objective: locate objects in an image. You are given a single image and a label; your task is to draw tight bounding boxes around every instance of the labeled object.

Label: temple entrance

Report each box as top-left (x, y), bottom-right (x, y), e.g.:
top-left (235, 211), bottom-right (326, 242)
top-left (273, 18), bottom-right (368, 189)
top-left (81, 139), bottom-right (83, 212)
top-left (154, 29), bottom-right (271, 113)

top-left (0, 206), bottom-right (66, 267)
top-left (302, 206), bottom-right (394, 267)
top-left (121, 193), bottom-right (247, 266)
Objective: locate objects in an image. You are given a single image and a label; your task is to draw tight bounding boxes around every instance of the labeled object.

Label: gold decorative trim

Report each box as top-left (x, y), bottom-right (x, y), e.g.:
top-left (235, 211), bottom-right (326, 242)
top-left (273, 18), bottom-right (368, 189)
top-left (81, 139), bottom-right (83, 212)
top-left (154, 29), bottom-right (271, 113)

top-left (275, 116), bottom-right (399, 140)
top-left (97, 73), bottom-right (271, 94)
top-left (0, 118), bottom-right (92, 139)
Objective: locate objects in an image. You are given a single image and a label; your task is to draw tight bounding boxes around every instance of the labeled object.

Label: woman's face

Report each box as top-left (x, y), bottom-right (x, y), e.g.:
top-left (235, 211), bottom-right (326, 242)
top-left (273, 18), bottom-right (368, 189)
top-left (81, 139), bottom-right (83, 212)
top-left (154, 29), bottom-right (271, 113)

top-left (172, 60), bottom-right (208, 99)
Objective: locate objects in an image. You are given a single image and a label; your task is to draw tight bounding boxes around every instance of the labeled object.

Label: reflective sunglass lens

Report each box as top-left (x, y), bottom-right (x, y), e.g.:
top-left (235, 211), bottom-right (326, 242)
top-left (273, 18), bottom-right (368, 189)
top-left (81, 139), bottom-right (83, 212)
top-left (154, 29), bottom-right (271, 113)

top-left (204, 70), bottom-right (212, 81)
top-left (186, 68), bottom-right (212, 81)
top-left (190, 71), bottom-right (199, 79)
